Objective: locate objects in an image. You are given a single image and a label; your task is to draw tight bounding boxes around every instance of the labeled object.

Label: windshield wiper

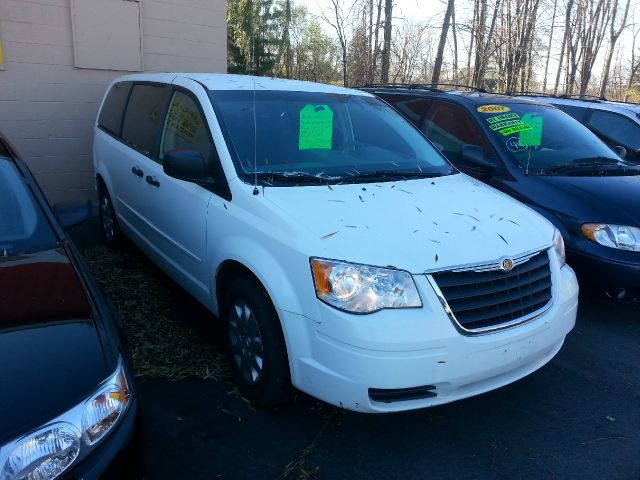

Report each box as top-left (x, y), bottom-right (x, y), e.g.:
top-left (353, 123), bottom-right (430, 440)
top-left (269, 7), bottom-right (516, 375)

top-left (342, 170), bottom-right (452, 181)
top-left (544, 158), bottom-right (626, 174)
top-left (253, 171), bottom-right (336, 184)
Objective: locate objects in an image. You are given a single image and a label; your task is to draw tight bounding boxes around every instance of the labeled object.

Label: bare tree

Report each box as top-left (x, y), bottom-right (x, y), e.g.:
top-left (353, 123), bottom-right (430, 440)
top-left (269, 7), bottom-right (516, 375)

top-left (600, 0), bottom-right (632, 98)
top-left (542, 0), bottom-right (559, 92)
top-left (626, 24), bottom-right (640, 100)
top-left (432, 0), bottom-right (455, 85)
top-left (380, 0), bottom-right (394, 82)
top-left (321, 0), bottom-right (355, 86)
top-left (472, 0), bottom-right (502, 88)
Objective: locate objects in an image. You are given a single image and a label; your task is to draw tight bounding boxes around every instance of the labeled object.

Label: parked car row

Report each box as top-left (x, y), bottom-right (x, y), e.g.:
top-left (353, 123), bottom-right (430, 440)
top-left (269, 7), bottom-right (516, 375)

top-left (1, 74), bottom-right (638, 479)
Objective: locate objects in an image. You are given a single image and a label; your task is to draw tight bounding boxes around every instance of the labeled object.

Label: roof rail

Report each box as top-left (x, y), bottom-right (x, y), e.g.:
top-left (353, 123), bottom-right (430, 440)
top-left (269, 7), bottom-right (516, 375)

top-left (363, 83), bottom-right (489, 94)
top-left (505, 91), bottom-right (555, 97)
top-left (604, 99), bottom-right (640, 107)
top-left (505, 91), bottom-right (607, 102)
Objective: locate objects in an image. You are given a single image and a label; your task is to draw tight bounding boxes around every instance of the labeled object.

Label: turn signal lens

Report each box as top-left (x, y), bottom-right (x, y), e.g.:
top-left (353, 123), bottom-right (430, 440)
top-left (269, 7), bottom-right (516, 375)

top-left (81, 363), bottom-right (130, 445)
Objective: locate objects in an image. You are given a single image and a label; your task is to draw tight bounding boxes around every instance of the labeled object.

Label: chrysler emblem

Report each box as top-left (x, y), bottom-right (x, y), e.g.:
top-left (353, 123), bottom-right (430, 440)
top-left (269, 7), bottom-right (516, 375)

top-left (501, 258), bottom-right (514, 271)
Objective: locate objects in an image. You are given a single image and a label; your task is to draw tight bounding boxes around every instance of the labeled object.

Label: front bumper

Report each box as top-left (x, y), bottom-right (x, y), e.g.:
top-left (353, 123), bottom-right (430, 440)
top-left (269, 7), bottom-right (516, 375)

top-left (567, 248), bottom-right (640, 292)
top-left (283, 264), bottom-right (578, 413)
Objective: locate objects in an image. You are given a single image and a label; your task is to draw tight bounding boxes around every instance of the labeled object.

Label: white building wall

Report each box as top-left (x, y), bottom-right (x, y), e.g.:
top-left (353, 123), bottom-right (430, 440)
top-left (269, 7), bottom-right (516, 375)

top-left (0, 0), bottom-right (226, 205)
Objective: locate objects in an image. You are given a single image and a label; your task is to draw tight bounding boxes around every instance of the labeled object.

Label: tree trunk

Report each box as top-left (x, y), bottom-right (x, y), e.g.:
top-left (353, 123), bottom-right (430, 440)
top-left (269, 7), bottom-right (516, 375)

top-left (451, 6), bottom-right (459, 82)
top-left (553, 27), bottom-right (567, 94)
top-left (380, 0), bottom-right (393, 83)
top-left (373, 0), bottom-right (383, 79)
top-left (432, 0), bottom-right (455, 85)
top-left (599, 0), bottom-right (631, 99)
top-left (542, 0), bottom-right (558, 92)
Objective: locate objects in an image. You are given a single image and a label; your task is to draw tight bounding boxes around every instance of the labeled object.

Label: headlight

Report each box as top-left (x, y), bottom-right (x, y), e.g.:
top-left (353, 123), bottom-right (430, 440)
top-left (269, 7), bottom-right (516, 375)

top-left (581, 223), bottom-right (640, 252)
top-left (1, 359), bottom-right (131, 480)
top-left (0, 424), bottom-right (80, 480)
top-left (310, 258), bottom-right (422, 313)
top-left (553, 228), bottom-right (566, 267)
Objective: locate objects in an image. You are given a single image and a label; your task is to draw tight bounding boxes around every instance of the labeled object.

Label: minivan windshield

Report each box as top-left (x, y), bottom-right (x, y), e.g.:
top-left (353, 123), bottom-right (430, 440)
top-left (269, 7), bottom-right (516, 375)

top-left (478, 103), bottom-right (627, 175)
top-left (209, 90), bottom-right (454, 185)
top-left (0, 157), bottom-right (57, 256)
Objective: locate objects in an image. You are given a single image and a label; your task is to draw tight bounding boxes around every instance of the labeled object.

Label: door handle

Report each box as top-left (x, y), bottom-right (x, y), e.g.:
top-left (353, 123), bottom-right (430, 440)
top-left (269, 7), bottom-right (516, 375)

top-left (131, 166), bottom-right (143, 177)
top-left (145, 175), bottom-right (160, 187)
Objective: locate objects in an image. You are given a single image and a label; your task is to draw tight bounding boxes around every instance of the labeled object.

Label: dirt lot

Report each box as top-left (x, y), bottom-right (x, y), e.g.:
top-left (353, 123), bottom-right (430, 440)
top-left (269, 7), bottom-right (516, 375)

top-left (72, 219), bottom-right (640, 480)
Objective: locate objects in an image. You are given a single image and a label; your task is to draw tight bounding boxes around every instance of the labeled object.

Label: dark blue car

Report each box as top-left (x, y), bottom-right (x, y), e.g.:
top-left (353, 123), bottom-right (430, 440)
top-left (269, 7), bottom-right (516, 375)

top-left (365, 85), bottom-right (640, 301)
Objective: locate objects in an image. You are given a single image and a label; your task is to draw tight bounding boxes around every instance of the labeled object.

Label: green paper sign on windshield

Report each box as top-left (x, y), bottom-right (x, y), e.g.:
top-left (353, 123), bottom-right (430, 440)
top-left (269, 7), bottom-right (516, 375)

top-left (299, 104), bottom-right (333, 150)
top-left (519, 114), bottom-right (543, 147)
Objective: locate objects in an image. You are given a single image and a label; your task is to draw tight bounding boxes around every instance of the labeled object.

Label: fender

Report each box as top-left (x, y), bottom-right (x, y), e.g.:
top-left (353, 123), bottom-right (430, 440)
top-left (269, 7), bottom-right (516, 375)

top-left (208, 235), bottom-right (310, 318)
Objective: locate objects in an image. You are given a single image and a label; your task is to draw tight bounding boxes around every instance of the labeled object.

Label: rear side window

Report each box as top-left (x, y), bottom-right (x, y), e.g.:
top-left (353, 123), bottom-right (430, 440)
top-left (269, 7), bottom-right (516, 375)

top-left (377, 94), bottom-right (431, 124)
top-left (421, 101), bottom-right (495, 164)
top-left (554, 104), bottom-right (588, 123)
top-left (588, 110), bottom-right (640, 150)
top-left (121, 84), bottom-right (169, 157)
top-left (98, 82), bottom-right (132, 136)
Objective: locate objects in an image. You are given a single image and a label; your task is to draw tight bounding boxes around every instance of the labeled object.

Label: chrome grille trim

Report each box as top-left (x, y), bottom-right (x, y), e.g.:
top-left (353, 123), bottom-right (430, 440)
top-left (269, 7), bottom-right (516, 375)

top-left (427, 248), bottom-right (553, 335)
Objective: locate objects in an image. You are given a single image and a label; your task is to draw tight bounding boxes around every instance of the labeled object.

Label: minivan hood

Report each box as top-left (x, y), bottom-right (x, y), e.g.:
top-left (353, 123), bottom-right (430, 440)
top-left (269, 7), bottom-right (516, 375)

top-left (0, 248), bottom-right (108, 444)
top-left (264, 173), bottom-right (553, 272)
top-left (528, 174), bottom-right (640, 226)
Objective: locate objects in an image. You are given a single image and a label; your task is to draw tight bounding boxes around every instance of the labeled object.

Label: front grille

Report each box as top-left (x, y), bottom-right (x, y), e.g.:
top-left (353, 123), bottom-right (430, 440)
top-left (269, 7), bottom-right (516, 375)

top-left (431, 250), bottom-right (552, 333)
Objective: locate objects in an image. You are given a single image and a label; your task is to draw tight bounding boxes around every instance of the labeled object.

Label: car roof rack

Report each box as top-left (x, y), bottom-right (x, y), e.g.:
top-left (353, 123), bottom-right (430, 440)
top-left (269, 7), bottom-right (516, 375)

top-left (506, 91), bottom-right (606, 102)
top-left (363, 83), bottom-right (489, 94)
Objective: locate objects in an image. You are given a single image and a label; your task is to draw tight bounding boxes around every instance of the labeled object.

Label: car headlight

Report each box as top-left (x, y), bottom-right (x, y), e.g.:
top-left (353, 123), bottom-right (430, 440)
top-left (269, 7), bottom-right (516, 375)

top-left (553, 228), bottom-right (566, 267)
top-left (310, 258), bottom-right (422, 313)
top-left (1, 359), bottom-right (131, 480)
top-left (0, 424), bottom-right (81, 480)
top-left (581, 223), bottom-right (640, 252)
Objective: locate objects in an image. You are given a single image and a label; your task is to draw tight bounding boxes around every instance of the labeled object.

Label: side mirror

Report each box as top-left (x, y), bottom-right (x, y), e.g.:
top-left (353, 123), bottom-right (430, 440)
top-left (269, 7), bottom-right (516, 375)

top-left (163, 149), bottom-right (209, 183)
top-left (53, 199), bottom-right (92, 230)
top-left (613, 145), bottom-right (627, 159)
top-left (461, 144), bottom-right (497, 172)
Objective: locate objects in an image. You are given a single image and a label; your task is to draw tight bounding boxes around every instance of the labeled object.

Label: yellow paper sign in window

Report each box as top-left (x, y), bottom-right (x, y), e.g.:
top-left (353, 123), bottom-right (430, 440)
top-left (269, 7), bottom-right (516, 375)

top-left (166, 97), bottom-right (203, 141)
top-left (0, 40), bottom-right (4, 67)
top-left (299, 104), bottom-right (333, 150)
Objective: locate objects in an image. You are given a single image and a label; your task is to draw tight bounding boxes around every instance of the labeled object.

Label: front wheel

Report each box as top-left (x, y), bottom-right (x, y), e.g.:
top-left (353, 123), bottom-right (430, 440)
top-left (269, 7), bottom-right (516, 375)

top-left (224, 277), bottom-right (291, 407)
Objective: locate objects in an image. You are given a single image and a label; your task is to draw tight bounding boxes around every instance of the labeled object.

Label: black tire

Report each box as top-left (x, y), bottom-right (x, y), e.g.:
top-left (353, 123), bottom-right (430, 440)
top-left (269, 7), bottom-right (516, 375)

top-left (98, 184), bottom-right (126, 249)
top-left (224, 276), bottom-right (291, 407)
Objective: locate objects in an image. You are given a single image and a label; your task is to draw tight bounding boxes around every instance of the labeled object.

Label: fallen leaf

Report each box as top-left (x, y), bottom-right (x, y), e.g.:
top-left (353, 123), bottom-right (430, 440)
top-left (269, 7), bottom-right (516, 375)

top-left (321, 231), bottom-right (338, 240)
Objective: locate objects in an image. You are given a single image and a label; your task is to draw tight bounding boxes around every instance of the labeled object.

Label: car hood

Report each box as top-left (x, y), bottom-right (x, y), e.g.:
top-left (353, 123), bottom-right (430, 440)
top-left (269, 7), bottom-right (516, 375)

top-left (263, 173), bottom-right (554, 272)
top-left (0, 248), bottom-right (108, 445)
top-left (529, 174), bottom-right (640, 225)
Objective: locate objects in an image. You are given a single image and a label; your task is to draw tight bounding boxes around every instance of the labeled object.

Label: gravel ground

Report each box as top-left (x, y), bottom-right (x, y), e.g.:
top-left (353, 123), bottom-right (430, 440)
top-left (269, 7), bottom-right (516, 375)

top-left (81, 244), bottom-right (230, 381)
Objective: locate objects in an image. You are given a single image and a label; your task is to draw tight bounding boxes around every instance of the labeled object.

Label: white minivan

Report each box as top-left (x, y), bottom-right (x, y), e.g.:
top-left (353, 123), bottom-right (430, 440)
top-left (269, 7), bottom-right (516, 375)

top-left (94, 74), bottom-right (579, 413)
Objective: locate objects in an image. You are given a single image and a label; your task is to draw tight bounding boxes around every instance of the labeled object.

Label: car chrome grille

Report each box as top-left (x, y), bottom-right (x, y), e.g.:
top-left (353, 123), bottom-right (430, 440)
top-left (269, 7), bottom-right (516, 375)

top-left (430, 250), bottom-right (552, 333)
